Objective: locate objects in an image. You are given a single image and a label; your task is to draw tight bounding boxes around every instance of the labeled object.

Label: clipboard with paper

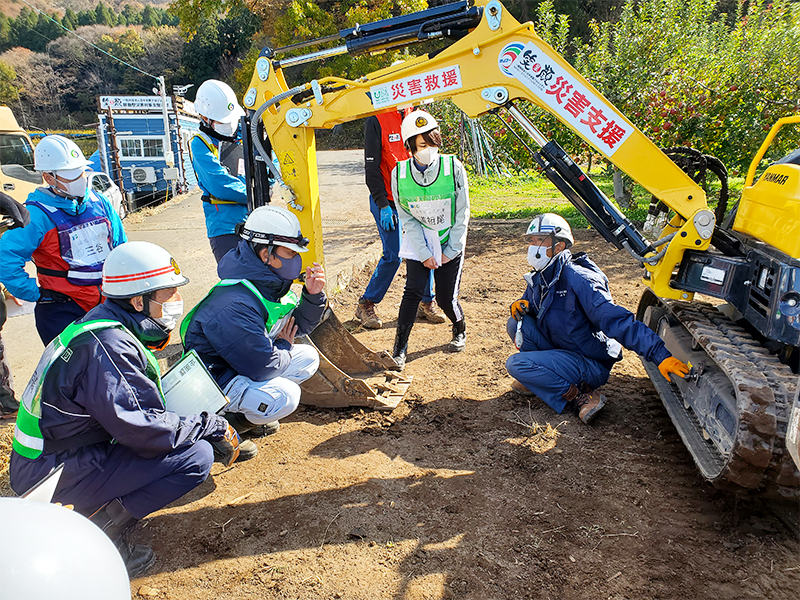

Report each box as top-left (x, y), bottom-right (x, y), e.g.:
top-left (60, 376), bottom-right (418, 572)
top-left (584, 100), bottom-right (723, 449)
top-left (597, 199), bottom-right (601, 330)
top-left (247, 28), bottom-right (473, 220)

top-left (161, 350), bottom-right (229, 417)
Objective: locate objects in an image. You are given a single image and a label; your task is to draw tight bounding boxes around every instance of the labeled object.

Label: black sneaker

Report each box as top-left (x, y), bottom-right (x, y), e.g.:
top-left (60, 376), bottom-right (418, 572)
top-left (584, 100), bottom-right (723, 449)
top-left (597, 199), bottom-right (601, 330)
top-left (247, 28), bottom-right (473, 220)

top-left (236, 439), bottom-right (259, 462)
top-left (116, 539), bottom-right (156, 578)
top-left (247, 421), bottom-right (280, 438)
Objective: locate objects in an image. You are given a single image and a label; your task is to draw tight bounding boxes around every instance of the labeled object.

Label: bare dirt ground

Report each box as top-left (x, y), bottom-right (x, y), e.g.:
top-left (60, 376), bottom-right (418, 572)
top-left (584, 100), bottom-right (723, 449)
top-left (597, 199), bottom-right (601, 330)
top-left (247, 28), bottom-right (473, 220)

top-left (117, 223), bottom-right (799, 600)
top-left (3, 222), bottom-right (798, 599)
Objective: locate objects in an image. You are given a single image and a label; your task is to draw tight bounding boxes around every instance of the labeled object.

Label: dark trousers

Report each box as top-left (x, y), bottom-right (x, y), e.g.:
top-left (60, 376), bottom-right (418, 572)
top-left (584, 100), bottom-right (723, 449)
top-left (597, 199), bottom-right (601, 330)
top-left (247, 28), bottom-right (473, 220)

top-left (209, 233), bottom-right (242, 264)
top-left (505, 316), bottom-right (610, 414)
top-left (361, 195), bottom-right (433, 305)
top-left (54, 441), bottom-right (215, 520)
top-left (0, 300), bottom-right (16, 415)
top-left (34, 296), bottom-right (87, 346)
top-left (398, 254), bottom-right (464, 326)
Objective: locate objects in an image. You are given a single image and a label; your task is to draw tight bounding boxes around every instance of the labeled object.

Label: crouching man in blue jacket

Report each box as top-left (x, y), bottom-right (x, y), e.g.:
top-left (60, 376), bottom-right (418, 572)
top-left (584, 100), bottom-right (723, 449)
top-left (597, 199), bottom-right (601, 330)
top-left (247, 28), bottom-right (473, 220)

top-left (10, 241), bottom-right (243, 577)
top-left (506, 214), bottom-right (690, 425)
top-left (182, 205), bottom-right (326, 435)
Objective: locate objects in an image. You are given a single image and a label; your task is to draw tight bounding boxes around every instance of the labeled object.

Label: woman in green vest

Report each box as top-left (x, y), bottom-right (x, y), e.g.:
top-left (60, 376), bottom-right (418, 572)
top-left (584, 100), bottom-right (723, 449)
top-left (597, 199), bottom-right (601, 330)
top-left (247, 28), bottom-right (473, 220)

top-left (391, 110), bottom-right (470, 369)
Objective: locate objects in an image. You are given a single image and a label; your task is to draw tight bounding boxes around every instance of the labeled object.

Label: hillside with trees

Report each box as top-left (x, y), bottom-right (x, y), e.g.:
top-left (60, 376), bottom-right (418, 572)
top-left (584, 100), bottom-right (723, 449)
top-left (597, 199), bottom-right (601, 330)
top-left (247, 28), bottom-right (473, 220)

top-left (0, 0), bottom-right (796, 175)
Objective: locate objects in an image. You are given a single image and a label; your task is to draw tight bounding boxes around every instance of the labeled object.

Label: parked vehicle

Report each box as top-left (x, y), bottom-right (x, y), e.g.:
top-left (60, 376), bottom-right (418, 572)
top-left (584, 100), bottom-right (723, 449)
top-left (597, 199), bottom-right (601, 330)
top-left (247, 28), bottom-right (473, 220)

top-left (0, 106), bottom-right (42, 203)
top-left (87, 170), bottom-right (125, 219)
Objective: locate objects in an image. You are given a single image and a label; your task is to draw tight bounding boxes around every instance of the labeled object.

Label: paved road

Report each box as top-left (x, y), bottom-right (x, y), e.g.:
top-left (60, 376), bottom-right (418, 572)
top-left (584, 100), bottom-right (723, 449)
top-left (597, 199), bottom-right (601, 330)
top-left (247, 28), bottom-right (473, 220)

top-left (4, 149), bottom-right (379, 387)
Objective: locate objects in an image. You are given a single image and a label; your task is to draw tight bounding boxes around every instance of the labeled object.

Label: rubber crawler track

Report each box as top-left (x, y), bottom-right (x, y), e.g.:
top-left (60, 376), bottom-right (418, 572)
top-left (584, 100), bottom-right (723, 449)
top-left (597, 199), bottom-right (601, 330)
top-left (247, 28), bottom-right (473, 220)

top-left (667, 300), bottom-right (800, 498)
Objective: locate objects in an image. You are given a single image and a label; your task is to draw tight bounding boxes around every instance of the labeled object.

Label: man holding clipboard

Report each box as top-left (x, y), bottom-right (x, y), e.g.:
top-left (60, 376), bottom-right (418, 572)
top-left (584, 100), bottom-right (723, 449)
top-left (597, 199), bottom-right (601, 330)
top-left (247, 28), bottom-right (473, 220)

top-left (9, 241), bottom-right (245, 577)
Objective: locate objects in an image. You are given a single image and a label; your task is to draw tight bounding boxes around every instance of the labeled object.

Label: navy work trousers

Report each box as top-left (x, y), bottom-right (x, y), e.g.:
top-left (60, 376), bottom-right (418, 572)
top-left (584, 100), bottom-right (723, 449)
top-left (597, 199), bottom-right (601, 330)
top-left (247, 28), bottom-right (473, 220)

top-left (209, 233), bottom-right (242, 264)
top-left (35, 296), bottom-right (87, 346)
top-left (505, 316), bottom-right (610, 414)
top-left (360, 195), bottom-right (433, 305)
top-left (54, 441), bottom-right (215, 520)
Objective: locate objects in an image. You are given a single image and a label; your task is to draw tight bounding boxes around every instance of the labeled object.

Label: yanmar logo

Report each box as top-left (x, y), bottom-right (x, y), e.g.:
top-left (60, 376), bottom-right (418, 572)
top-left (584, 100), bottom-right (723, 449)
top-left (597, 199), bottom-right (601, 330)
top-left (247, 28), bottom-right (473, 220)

top-left (763, 172), bottom-right (789, 185)
top-left (498, 42), bottom-right (525, 77)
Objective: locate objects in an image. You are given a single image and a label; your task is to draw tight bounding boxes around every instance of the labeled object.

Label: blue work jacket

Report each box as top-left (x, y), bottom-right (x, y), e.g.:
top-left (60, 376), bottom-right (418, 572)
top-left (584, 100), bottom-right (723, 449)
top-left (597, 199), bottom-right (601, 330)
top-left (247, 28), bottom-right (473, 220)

top-left (182, 240), bottom-right (327, 389)
top-left (189, 134), bottom-right (249, 238)
top-left (520, 250), bottom-right (671, 369)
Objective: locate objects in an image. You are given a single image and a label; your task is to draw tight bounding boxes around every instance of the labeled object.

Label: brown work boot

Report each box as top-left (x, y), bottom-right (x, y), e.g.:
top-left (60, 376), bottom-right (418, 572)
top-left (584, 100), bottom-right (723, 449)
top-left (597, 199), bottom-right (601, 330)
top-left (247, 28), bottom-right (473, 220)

top-left (417, 301), bottom-right (446, 324)
top-left (569, 390), bottom-right (606, 425)
top-left (510, 379), bottom-right (534, 396)
top-left (356, 299), bottom-right (382, 329)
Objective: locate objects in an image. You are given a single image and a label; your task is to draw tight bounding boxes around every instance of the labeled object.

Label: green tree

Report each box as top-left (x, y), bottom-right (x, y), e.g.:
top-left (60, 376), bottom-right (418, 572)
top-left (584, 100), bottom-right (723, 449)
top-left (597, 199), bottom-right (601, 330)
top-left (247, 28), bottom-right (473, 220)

top-left (77, 9), bottom-right (97, 27)
top-left (62, 9), bottom-right (78, 30)
top-left (142, 5), bottom-right (160, 29)
top-left (122, 5), bottom-right (141, 25)
top-left (0, 14), bottom-right (11, 49)
top-left (0, 62), bottom-right (19, 104)
top-left (95, 2), bottom-right (116, 27)
top-left (183, 15), bottom-right (221, 82)
top-left (571, 0), bottom-right (800, 173)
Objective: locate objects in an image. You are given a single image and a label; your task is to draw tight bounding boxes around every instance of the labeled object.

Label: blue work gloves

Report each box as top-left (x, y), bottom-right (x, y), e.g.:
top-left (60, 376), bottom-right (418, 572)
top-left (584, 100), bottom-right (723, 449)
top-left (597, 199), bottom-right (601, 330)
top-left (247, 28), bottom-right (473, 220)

top-left (379, 205), bottom-right (397, 231)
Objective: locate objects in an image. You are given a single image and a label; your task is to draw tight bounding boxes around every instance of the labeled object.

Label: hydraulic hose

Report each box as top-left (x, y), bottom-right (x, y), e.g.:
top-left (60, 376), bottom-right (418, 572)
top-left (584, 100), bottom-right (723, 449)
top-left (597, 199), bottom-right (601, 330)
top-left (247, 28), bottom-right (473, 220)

top-left (249, 83), bottom-right (311, 209)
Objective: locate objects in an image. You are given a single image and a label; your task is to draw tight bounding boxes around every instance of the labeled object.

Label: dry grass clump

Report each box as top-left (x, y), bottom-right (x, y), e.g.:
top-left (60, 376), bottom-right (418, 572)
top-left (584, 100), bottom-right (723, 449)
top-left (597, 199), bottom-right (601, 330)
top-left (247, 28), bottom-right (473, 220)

top-left (507, 403), bottom-right (566, 454)
top-left (0, 423), bottom-right (14, 496)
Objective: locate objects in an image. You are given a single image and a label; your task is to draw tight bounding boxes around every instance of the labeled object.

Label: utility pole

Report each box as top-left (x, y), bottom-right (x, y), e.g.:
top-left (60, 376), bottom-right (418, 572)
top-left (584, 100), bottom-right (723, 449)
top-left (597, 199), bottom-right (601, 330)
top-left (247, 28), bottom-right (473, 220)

top-left (158, 76), bottom-right (174, 167)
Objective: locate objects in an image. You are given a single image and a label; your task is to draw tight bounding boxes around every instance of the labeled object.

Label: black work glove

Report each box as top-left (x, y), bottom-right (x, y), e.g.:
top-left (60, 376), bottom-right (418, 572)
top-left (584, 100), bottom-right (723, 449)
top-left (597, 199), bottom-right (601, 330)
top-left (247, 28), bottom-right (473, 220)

top-left (0, 192), bottom-right (30, 229)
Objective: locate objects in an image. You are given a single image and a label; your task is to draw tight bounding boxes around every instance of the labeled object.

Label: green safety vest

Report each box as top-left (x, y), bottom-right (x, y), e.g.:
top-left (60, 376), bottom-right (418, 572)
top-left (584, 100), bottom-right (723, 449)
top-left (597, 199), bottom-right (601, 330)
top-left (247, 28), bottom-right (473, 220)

top-left (180, 279), bottom-right (299, 347)
top-left (13, 319), bottom-right (165, 460)
top-left (189, 132), bottom-right (238, 205)
top-left (397, 155), bottom-right (457, 245)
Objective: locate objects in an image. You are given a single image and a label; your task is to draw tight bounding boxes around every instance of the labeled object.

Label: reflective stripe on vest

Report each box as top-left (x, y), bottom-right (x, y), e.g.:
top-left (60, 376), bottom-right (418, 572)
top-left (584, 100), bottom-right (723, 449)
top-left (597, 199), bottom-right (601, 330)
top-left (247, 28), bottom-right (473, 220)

top-left (180, 279), bottom-right (299, 347)
top-left (189, 133), bottom-right (238, 205)
top-left (396, 155), bottom-right (456, 245)
top-left (376, 111), bottom-right (409, 204)
top-left (12, 319), bottom-right (165, 460)
top-left (27, 192), bottom-right (113, 286)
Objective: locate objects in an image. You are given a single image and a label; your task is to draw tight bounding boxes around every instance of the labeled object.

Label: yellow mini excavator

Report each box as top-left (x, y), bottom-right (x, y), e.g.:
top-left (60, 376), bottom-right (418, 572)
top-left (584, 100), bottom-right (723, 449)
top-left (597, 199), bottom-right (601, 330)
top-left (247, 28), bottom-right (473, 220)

top-left (241, 0), bottom-right (800, 498)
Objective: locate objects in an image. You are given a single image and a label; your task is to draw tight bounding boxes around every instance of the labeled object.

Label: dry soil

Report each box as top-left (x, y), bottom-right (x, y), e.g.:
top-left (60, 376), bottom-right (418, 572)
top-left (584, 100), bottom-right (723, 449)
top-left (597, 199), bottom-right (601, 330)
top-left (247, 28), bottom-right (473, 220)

top-left (123, 224), bottom-right (800, 600)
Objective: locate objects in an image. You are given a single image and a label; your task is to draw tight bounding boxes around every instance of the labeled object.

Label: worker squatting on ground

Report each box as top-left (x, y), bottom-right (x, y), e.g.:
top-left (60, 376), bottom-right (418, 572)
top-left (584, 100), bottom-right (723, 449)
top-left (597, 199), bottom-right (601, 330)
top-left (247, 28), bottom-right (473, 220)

top-left (182, 205), bottom-right (326, 436)
top-left (10, 241), bottom-right (245, 577)
top-left (0, 192), bottom-right (29, 418)
top-left (391, 110), bottom-right (470, 369)
top-left (0, 135), bottom-right (126, 345)
top-left (355, 108), bottom-right (445, 329)
top-left (189, 79), bottom-right (249, 264)
top-left (506, 213), bottom-right (690, 424)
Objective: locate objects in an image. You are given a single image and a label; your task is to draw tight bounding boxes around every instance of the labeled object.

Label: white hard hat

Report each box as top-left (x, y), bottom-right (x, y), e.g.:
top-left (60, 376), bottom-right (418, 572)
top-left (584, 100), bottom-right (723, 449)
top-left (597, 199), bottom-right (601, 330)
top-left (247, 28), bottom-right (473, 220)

top-left (34, 135), bottom-right (91, 173)
top-left (525, 213), bottom-right (574, 248)
top-left (401, 110), bottom-right (439, 144)
top-left (102, 241), bottom-right (189, 298)
top-left (239, 205), bottom-right (309, 253)
top-left (194, 79), bottom-right (245, 124)
top-left (0, 499), bottom-right (130, 600)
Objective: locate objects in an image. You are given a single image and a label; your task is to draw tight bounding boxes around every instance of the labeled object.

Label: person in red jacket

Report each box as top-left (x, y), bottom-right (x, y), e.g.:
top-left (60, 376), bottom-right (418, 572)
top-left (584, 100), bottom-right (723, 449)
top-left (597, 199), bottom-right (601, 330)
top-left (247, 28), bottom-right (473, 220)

top-left (355, 108), bottom-right (445, 329)
top-left (0, 135), bottom-right (126, 345)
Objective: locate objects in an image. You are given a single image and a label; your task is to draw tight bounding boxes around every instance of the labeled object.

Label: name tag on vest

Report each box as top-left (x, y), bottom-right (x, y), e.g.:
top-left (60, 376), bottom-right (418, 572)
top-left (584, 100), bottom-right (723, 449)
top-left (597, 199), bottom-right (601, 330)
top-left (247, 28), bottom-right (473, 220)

top-left (388, 133), bottom-right (401, 143)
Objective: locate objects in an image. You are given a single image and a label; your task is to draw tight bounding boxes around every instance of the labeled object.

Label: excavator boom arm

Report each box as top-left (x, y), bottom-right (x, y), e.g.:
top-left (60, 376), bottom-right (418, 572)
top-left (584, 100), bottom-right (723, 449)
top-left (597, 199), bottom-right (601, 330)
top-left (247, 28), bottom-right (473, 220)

top-left (245, 0), bottom-right (712, 300)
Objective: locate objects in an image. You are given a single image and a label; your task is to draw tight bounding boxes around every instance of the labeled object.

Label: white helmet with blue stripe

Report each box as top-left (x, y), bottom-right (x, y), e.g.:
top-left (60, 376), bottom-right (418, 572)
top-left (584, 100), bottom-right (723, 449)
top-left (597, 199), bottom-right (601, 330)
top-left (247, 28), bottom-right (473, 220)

top-left (524, 213), bottom-right (573, 248)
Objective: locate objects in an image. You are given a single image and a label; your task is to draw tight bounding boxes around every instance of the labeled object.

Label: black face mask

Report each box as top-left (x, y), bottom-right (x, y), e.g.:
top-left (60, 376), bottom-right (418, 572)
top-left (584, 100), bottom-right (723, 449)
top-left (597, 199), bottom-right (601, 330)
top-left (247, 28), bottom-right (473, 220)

top-left (199, 122), bottom-right (237, 144)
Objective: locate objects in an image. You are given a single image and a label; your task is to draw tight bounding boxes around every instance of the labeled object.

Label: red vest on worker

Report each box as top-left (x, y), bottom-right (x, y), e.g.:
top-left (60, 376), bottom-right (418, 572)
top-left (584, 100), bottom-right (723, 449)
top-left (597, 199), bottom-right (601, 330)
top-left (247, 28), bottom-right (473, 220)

top-left (28, 192), bottom-right (113, 312)
top-left (376, 110), bottom-right (409, 204)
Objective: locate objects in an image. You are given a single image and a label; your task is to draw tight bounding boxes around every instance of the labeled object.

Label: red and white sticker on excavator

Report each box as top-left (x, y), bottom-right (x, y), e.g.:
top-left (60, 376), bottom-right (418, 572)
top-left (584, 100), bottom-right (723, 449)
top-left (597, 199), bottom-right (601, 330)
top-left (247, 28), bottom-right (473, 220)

top-left (506, 42), bottom-right (633, 158)
top-left (370, 65), bottom-right (463, 109)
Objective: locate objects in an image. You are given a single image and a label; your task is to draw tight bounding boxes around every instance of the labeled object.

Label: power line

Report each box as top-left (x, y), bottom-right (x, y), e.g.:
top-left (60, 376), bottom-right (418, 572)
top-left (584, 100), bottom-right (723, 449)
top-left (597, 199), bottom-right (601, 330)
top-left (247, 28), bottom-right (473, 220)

top-left (16, 0), bottom-right (158, 80)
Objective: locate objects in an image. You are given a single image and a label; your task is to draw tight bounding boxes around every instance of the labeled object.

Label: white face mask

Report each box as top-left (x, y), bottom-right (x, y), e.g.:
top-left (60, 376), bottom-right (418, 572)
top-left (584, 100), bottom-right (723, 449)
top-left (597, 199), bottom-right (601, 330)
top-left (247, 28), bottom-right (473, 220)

top-left (150, 299), bottom-right (184, 331)
top-left (55, 174), bottom-right (88, 199)
top-left (415, 146), bottom-right (439, 166)
top-left (213, 121), bottom-right (238, 138)
top-left (527, 244), bottom-right (553, 272)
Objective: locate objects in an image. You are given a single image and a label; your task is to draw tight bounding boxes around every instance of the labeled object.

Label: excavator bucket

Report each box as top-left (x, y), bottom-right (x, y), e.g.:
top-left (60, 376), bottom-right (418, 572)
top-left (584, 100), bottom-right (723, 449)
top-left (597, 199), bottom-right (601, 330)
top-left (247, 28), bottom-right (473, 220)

top-left (298, 307), bottom-right (412, 410)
